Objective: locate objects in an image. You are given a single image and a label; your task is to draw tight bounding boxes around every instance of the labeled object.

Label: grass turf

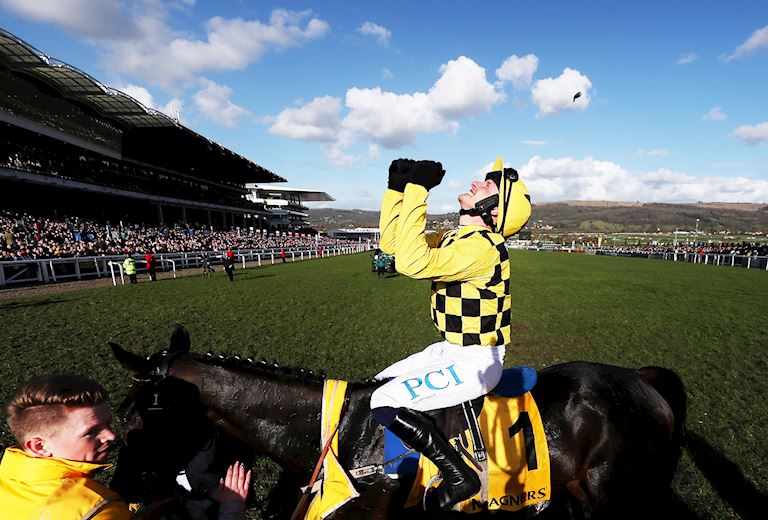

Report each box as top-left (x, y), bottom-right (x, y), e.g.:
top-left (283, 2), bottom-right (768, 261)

top-left (1, 250), bottom-right (766, 518)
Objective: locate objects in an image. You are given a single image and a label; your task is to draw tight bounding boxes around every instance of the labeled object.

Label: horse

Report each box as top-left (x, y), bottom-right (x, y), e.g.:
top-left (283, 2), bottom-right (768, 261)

top-left (109, 326), bottom-right (687, 519)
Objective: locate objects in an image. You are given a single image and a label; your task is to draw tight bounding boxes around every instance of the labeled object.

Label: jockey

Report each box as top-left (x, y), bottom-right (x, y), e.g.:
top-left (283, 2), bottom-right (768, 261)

top-left (370, 157), bottom-right (531, 511)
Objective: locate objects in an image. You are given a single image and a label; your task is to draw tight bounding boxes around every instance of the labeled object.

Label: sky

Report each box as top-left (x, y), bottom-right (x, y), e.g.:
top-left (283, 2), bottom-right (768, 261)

top-left (1, 0), bottom-right (768, 211)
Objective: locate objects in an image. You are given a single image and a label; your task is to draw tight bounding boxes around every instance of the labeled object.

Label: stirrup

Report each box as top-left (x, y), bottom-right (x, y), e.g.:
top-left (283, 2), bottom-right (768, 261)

top-left (422, 473), bottom-right (443, 511)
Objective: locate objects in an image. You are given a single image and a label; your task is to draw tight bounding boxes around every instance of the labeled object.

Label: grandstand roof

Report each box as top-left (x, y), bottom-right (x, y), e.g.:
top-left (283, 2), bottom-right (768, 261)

top-left (0, 28), bottom-right (285, 185)
top-left (245, 183), bottom-right (335, 202)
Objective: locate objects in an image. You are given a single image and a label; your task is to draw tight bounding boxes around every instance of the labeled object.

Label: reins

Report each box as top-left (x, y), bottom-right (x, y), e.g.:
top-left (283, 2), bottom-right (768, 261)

top-left (290, 419), bottom-right (343, 520)
top-left (290, 394), bottom-right (350, 520)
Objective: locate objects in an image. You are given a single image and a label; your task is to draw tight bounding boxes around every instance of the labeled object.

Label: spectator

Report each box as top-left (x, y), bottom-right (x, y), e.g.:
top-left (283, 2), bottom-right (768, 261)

top-left (123, 254), bottom-right (137, 284)
top-left (223, 249), bottom-right (235, 282)
top-left (145, 252), bottom-right (157, 282)
top-left (280, 248), bottom-right (286, 263)
top-left (202, 252), bottom-right (213, 278)
top-left (375, 254), bottom-right (387, 278)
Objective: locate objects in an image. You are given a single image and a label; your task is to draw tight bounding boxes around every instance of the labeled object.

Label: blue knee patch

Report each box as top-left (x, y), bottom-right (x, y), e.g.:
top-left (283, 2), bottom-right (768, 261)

top-left (372, 406), bottom-right (397, 428)
top-left (383, 427), bottom-right (420, 477)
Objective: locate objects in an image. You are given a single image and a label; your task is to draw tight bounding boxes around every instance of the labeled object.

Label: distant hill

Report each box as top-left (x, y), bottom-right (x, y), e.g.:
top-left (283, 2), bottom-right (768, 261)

top-left (309, 202), bottom-right (768, 233)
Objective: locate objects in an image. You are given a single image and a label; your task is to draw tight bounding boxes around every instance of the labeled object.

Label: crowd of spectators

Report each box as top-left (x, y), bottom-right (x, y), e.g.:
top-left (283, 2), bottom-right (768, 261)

top-left (1, 210), bottom-right (357, 261)
top-left (592, 242), bottom-right (768, 257)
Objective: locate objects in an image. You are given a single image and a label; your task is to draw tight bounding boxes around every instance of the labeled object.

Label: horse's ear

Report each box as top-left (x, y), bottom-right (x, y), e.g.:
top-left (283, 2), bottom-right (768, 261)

top-left (169, 325), bottom-right (191, 354)
top-left (109, 342), bottom-right (148, 373)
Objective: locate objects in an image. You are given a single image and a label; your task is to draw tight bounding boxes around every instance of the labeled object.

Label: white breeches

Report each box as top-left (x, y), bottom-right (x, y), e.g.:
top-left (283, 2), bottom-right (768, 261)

top-left (370, 340), bottom-right (505, 411)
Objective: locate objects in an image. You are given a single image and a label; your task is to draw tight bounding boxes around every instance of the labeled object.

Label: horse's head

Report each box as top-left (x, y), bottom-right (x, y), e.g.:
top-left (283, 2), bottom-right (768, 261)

top-left (109, 325), bottom-right (225, 504)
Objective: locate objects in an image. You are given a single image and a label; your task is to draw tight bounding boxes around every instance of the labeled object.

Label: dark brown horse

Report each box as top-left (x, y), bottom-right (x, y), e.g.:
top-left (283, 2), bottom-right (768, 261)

top-left (109, 327), bottom-right (686, 519)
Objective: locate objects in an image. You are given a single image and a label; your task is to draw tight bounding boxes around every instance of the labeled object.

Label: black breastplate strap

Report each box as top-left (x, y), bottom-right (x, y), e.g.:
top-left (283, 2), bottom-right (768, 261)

top-left (461, 399), bottom-right (487, 463)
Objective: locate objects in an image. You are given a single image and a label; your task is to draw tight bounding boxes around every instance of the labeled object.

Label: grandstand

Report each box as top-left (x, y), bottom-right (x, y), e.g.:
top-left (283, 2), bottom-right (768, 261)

top-left (0, 28), bottom-right (286, 229)
top-left (245, 183), bottom-right (334, 230)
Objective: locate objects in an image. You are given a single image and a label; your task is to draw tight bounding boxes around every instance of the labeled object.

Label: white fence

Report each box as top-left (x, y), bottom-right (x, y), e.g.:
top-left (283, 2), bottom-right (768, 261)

top-left (590, 250), bottom-right (768, 270)
top-left (0, 244), bottom-right (372, 288)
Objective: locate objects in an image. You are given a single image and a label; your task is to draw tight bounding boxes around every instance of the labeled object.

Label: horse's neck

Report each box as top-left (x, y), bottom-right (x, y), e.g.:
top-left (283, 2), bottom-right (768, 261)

top-left (173, 360), bottom-right (324, 477)
top-left (174, 360), bottom-right (384, 479)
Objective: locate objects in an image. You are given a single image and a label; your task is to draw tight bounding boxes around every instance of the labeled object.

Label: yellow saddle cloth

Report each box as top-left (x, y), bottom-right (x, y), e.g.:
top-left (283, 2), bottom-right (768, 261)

top-left (406, 392), bottom-right (551, 513)
top-left (304, 379), bottom-right (359, 520)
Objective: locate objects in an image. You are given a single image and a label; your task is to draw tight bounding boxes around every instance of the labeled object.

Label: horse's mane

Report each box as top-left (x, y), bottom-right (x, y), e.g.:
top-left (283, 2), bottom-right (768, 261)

top-left (186, 351), bottom-right (380, 389)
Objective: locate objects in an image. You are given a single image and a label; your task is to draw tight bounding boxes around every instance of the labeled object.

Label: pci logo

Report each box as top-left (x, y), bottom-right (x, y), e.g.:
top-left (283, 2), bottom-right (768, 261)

top-left (401, 364), bottom-right (463, 399)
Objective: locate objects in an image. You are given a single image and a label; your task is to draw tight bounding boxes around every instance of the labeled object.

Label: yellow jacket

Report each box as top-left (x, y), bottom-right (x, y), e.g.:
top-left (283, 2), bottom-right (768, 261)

top-left (0, 447), bottom-right (131, 520)
top-left (380, 184), bottom-right (511, 346)
top-left (122, 258), bottom-right (137, 275)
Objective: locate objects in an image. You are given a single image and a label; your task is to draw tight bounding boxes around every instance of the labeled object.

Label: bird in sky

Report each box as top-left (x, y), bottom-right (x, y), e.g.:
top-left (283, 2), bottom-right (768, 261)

top-left (573, 92), bottom-right (582, 102)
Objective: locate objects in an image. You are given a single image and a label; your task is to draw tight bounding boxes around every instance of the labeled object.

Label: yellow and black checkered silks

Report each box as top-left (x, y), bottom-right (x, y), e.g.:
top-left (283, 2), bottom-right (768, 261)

top-left (431, 229), bottom-right (511, 346)
top-left (379, 183), bottom-right (512, 347)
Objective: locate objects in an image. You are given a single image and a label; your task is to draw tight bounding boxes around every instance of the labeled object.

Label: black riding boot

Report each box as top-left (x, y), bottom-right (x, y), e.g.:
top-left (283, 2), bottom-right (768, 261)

top-left (388, 407), bottom-right (480, 511)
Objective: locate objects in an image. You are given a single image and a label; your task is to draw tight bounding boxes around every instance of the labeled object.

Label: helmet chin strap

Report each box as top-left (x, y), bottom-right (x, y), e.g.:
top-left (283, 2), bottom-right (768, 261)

top-left (459, 194), bottom-right (498, 229)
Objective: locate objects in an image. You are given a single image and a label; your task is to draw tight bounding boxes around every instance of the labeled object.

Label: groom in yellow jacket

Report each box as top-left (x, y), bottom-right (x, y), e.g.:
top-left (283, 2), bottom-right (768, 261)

top-left (0, 374), bottom-right (131, 519)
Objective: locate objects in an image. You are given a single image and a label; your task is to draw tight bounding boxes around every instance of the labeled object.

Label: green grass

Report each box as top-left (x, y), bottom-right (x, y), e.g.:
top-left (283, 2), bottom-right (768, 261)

top-left (1, 250), bottom-right (766, 518)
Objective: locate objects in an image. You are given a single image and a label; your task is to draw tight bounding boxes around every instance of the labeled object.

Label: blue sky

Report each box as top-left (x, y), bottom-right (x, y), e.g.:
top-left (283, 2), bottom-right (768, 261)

top-left (1, 0), bottom-right (767, 211)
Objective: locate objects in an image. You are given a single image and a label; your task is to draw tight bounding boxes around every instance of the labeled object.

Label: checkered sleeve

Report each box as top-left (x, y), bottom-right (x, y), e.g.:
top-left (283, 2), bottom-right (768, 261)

top-left (395, 184), bottom-right (497, 281)
top-left (379, 189), bottom-right (404, 255)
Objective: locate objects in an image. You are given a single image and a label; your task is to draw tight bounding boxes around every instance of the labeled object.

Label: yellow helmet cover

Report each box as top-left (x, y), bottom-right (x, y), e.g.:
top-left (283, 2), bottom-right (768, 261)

top-left (488, 157), bottom-right (532, 238)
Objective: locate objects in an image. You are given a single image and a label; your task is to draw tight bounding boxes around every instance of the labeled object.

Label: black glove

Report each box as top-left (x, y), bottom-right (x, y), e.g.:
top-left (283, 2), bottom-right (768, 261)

top-left (409, 160), bottom-right (445, 191)
top-left (388, 158), bottom-right (415, 192)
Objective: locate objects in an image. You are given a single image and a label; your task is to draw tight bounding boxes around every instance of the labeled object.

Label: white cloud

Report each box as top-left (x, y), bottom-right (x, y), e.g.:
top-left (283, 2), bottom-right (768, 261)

top-left (521, 140), bottom-right (546, 146)
top-left (676, 52), bottom-right (697, 65)
top-left (341, 87), bottom-right (453, 148)
top-left (0, 0), bottom-right (139, 40)
top-left (429, 56), bottom-right (505, 119)
top-left (634, 148), bottom-right (669, 158)
top-left (120, 84), bottom-right (157, 109)
top-left (731, 122), bottom-right (768, 146)
top-left (108, 8), bottom-right (330, 88)
top-left (447, 179), bottom-right (461, 189)
top-left (160, 97), bottom-right (184, 121)
top-left (358, 21), bottom-right (391, 45)
top-left (193, 79), bottom-right (249, 128)
top-left (703, 107), bottom-right (727, 121)
top-left (518, 155), bottom-right (768, 203)
top-left (382, 68), bottom-right (393, 79)
top-left (368, 143), bottom-right (380, 159)
top-left (324, 143), bottom-right (356, 166)
top-left (117, 83), bottom-right (183, 120)
top-left (495, 54), bottom-right (539, 90)
top-left (722, 25), bottom-right (768, 62)
top-left (269, 55), bottom-right (504, 155)
top-left (531, 68), bottom-right (592, 117)
top-left (269, 96), bottom-right (341, 142)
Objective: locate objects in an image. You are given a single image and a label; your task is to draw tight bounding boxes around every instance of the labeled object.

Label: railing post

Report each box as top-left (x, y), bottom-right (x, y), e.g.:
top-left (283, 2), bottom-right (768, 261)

top-left (747, 257), bottom-right (752, 269)
top-left (74, 260), bottom-right (81, 280)
top-left (48, 261), bottom-right (55, 282)
top-left (0, 264), bottom-right (5, 287)
top-left (731, 255), bottom-right (735, 267)
top-left (271, 252), bottom-right (274, 264)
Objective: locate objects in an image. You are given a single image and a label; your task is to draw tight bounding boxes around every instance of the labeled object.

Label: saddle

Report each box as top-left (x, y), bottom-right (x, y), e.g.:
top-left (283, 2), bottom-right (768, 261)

top-left (381, 366), bottom-right (552, 513)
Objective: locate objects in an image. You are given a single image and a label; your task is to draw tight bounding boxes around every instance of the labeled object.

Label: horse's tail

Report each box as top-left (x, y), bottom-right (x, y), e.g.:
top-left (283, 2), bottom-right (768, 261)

top-left (639, 366), bottom-right (687, 481)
